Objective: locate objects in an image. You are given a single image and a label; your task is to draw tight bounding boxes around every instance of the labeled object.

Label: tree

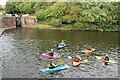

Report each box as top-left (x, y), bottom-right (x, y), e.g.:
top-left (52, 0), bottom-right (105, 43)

top-left (5, 2), bottom-right (20, 14)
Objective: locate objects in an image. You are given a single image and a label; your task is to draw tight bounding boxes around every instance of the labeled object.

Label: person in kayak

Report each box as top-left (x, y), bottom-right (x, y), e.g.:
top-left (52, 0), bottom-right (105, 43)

top-left (48, 59), bottom-right (58, 69)
top-left (88, 45), bottom-right (95, 51)
top-left (104, 54), bottom-right (109, 65)
top-left (74, 57), bottom-right (80, 62)
top-left (59, 40), bottom-right (65, 46)
top-left (100, 54), bottom-right (109, 65)
top-left (49, 49), bottom-right (54, 56)
top-left (72, 55), bottom-right (81, 67)
top-left (57, 40), bottom-right (66, 50)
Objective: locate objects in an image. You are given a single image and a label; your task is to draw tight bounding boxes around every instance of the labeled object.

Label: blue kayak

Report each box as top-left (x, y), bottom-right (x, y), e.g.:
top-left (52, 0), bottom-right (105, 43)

top-left (40, 64), bottom-right (70, 72)
top-left (57, 44), bottom-right (66, 49)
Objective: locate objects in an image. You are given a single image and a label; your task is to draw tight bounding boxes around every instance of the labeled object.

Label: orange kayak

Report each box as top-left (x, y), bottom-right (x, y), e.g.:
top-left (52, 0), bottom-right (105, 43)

top-left (90, 48), bottom-right (95, 51)
top-left (82, 50), bottom-right (92, 54)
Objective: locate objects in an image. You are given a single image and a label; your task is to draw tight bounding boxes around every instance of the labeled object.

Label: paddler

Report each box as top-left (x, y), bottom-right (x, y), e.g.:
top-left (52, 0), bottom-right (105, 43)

top-left (72, 55), bottom-right (81, 67)
top-left (88, 45), bottom-right (95, 51)
top-left (49, 49), bottom-right (54, 56)
top-left (99, 54), bottom-right (109, 65)
top-left (48, 59), bottom-right (58, 69)
top-left (59, 40), bottom-right (65, 46)
top-left (104, 54), bottom-right (109, 65)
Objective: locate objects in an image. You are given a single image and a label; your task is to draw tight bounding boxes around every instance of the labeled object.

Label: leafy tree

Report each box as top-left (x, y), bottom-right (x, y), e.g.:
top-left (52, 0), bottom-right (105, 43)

top-left (5, 2), bottom-right (20, 14)
top-left (5, 2), bottom-right (119, 31)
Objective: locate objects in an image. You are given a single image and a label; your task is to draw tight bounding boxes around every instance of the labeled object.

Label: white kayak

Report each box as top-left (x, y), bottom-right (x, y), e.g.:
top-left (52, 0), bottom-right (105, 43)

top-left (95, 56), bottom-right (118, 64)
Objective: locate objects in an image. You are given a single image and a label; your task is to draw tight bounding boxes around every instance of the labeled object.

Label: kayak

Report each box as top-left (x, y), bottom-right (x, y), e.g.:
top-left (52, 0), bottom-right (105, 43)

top-left (40, 64), bottom-right (70, 72)
top-left (72, 57), bottom-right (81, 67)
top-left (57, 44), bottom-right (66, 49)
top-left (95, 56), bottom-right (118, 63)
top-left (95, 56), bottom-right (106, 62)
top-left (72, 61), bottom-right (80, 67)
top-left (42, 52), bottom-right (59, 59)
top-left (82, 50), bottom-right (92, 54)
top-left (91, 48), bottom-right (95, 51)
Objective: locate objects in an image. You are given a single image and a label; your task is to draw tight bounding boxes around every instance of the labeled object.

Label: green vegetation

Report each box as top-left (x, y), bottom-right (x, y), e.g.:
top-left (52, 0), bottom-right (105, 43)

top-left (5, 2), bottom-right (119, 31)
top-left (26, 24), bottom-right (67, 30)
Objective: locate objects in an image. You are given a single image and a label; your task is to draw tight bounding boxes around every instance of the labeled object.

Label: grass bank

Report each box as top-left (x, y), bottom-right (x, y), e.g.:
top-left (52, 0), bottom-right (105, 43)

top-left (25, 24), bottom-right (68, 30)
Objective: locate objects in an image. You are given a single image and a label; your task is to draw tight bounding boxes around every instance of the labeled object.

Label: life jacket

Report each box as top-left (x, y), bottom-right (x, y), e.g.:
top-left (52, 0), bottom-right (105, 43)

top-left (104, 56), bottom-right (109, 65)
top-left (60, 42), bottom-right (65, 46)
top-left (104, 56), bottom-right (109, 61)
top-left (100, 58), bottom-right (106, 62)
top-left (49, 52), bottom-right (54, 56)
top-left (48, 62), bottom-right (58, 69)
top-left (74, 58), bottom-right (80, 62)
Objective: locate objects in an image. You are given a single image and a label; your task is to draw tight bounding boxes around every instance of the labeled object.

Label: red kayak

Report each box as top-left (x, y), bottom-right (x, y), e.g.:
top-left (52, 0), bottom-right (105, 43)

top-left (72, 58), bottom-right (80, 67)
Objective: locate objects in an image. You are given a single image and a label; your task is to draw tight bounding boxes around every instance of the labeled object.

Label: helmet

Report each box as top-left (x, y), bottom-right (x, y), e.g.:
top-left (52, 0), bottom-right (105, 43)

top-left (76, 55), bottom-right (81, 60)
top-left (51, 49), bottom-right (53, 52)
top-left (105, 54), bottom-right (109, 57)
top-left (61, 41), bottom-right (64, 42)
top-left (61, 40), bottom-right (65, 42)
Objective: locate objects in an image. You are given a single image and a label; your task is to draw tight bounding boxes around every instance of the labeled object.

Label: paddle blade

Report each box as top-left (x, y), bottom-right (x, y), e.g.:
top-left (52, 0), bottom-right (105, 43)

top-left (59, 61), bottom-right (64, 65)
top-left (83, 59), bottom-right (88, 63)
top-left (68, 56), bottom-right (72, 59)
top-left (95, 56), bottom-right (102, 60)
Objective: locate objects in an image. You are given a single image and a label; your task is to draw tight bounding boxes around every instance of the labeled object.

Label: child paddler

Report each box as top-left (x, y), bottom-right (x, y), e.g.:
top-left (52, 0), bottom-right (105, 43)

top-left (104, 54), bottom-right (109, 65)
top-left (59, 40), bottom-right (65, 46)
top-left (48, 59), bottom-right (58, 69)
top-left (100, 54), bottom-right (109, 65)
top-left (72, 55), bottom-right (81, 67)
top-left (88, 45), bottom-right (95, 51)
top-left (49, 49), bottom-right (54, 56)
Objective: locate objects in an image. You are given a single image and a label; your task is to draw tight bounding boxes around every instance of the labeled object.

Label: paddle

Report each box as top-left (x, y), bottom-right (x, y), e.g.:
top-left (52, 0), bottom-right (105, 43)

top-left (59, 61), bottom-right (65, 65)
top-left (68, 56), bottom-right (73, 59)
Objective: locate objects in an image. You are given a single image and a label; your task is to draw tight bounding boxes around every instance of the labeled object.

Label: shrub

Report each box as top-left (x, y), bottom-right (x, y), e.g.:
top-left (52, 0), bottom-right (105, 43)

top-left (49, 18), bottom-right (62, 27)
top-left (36, 10), bottom-right (48, 21)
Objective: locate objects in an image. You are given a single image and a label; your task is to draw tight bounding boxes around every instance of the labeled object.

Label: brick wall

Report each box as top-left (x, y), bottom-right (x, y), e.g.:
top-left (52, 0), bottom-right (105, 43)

top-left (21, 17), bottom-right (37, 26)
top-left (1, 17), bottom-right (16, 28)
top-left (0, 17), bottom-right (37, 28)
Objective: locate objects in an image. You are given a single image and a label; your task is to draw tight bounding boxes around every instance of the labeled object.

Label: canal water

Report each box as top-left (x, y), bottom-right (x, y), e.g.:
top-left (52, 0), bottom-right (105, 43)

top-left (0, 28), bottom-right (119, 78)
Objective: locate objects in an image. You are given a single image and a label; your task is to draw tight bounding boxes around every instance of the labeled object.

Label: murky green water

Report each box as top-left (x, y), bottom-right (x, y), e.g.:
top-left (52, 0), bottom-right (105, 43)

top-left (1, 28), bottom-right (119, 78)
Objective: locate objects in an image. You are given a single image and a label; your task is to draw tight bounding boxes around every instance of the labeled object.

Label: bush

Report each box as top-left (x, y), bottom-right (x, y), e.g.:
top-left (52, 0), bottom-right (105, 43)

top-left (49, 18), bottom-right (62, 27)
top-left (46, 3), bottom-right (67, 18)
top-left (68, 22), bottom-right (83, 30)
top-left (36, 10), bottom-right (48, 21)
top-left (2, 11), bottom-right (6, 16)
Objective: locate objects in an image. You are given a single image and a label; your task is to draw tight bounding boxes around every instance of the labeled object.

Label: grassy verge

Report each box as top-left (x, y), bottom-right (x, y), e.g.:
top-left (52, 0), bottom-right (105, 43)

top-left (25, 24), bottom-right (68, 30)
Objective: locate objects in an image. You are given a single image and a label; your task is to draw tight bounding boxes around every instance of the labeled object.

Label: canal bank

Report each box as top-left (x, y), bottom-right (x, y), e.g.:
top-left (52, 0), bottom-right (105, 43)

top-left (0, 28), bottom-right (6, 36)
top-left (0, 28), bottom-right (15, 36)
top-left (0, 28), bottom-right (5, 36)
